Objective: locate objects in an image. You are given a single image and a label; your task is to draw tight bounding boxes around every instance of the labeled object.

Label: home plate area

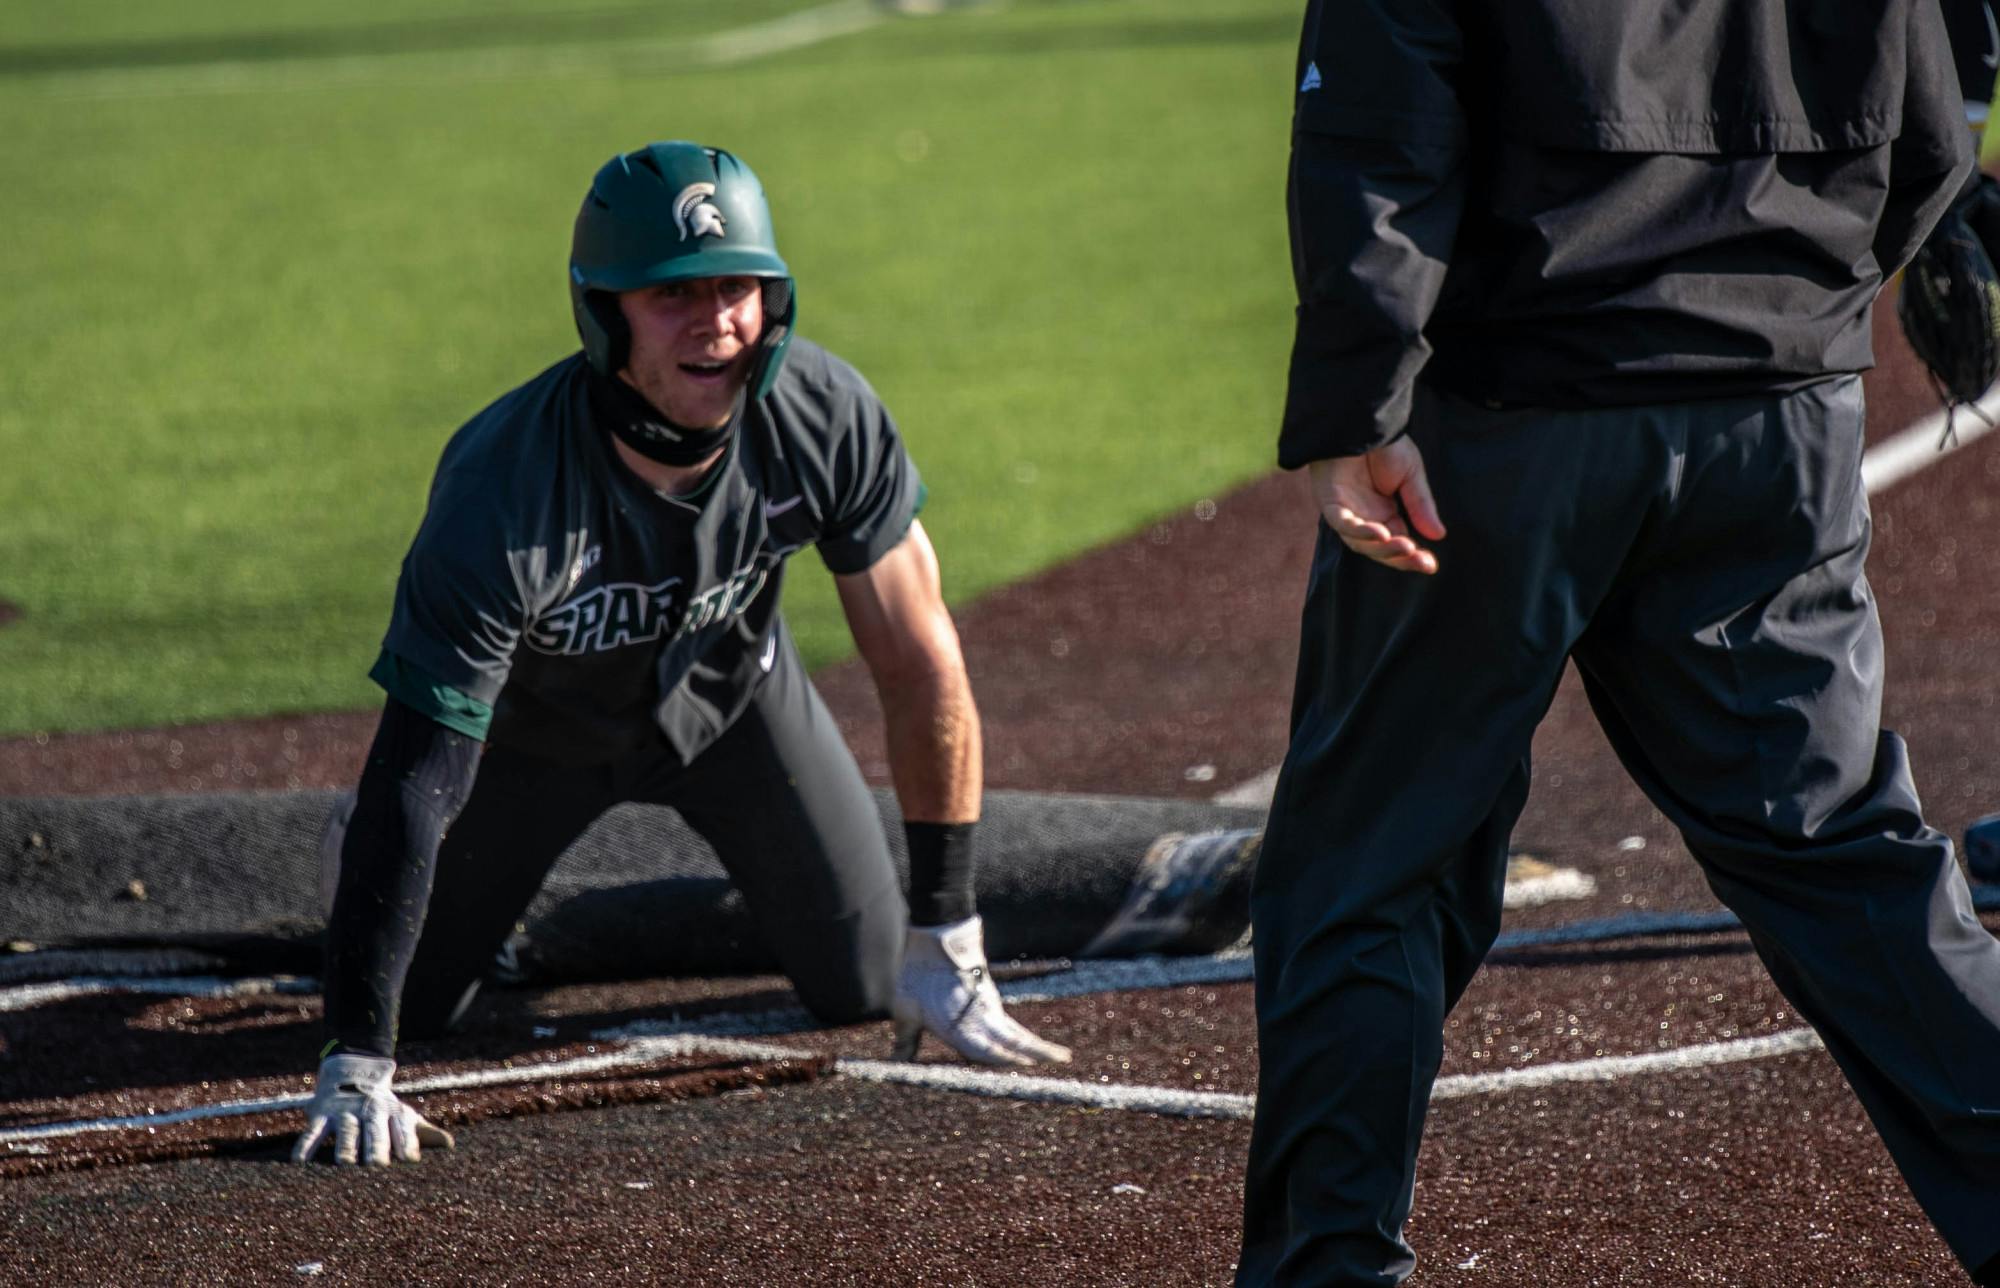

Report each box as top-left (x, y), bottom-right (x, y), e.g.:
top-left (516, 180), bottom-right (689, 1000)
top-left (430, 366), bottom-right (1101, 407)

top-left (5, 823), bottom-right (1997, 1283)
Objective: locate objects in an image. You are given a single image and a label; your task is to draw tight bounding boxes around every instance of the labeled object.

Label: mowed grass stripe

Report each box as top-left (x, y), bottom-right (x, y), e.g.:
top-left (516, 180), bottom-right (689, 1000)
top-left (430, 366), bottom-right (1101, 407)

top-left (0, 0), bottom-right (809, 57)
top-left (0, 0), bottom-right (1297, 735)
top-left (21, 2), bottom-right (887, 100)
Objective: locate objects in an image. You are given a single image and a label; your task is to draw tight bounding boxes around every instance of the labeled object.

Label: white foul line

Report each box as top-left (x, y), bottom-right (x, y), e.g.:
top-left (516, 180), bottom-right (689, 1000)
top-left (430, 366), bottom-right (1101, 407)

top-left (1859, 383), bottom-right (2000, 495)
top-left (1427, 1028), bottom-right (1824, 1100)
top-left (833, 1027), bottom-right (1826, 1120)
top-left (1501, 867), bottom-right (1598, 909)
top-left (34, 0), bottom-right (887, 100)
top-left (0, 975), bottom-right (312, 1014)
top-left (836, 1057), bottom-right (1255, 1119)
top-left (2, 955), bottom-right (1829, 1147)
top-left (0, 1025), bottom-right (1830, 1145)
top-left (0, 1033), bottom-right (812, 1148)
top-left (1213, 766), bottom-right (1279, 809)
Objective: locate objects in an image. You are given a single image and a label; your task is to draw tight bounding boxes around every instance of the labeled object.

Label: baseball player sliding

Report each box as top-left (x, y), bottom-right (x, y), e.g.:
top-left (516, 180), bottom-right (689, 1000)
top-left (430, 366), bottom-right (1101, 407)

top-left (294, 141), bottom-right (1069, 1168)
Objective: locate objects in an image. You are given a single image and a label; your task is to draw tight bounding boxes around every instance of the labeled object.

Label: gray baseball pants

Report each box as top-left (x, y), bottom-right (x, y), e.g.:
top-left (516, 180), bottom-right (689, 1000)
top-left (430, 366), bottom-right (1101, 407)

top-left (328, 626), bottom-right (906, 1042)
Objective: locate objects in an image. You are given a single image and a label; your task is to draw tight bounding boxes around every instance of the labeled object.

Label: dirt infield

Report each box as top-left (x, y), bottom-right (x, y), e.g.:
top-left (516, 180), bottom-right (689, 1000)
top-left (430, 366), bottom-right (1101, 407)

top-left (4, 304), bottom-right (1998, 1285)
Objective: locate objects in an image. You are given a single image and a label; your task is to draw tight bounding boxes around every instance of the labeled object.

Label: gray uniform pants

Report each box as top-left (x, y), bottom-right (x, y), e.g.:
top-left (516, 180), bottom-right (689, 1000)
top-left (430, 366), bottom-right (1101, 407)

top-left (1239, 377), bottom-right (2000, 1284)
top-left (365, 627), bottom-right (906, 1038)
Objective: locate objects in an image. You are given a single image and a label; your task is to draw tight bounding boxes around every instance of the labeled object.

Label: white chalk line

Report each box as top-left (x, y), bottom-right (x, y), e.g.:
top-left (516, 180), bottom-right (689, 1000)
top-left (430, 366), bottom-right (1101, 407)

top-left (5, 946), bottom-right (1826, 1146)
top-left (29, 0), bottom-right (886, 101)
top-left (837, 1057), bottom-right (1255, 1119)
top-left (1502, 868), bottom-right (1597, 909)
top-left (0, 1018), bottom-right (1829, 1144)
top-left (1212, 766), bottom-right (1278, 809)
top-left (0, 1033), bottom-right (811, 1148)
top-left (836, 1026), bottom-right (1828, 1120)
top-left (0, 974), bottom-right (313, 1014)
top-left (1858, 382), bottom-right (2000, 495)
top-left (1428, 1027), bottom-right (1823, 1100)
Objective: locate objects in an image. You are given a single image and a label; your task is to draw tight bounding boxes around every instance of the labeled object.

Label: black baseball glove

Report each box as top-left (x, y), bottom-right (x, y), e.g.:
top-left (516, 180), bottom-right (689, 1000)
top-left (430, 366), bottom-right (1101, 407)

top-left (1898, 173), bottom-right (2000, 442)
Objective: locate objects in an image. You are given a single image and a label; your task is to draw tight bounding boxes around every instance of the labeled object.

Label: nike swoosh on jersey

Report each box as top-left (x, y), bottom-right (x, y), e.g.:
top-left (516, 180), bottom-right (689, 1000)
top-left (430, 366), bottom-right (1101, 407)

top-left (764, 495), bottom-right (804, 518)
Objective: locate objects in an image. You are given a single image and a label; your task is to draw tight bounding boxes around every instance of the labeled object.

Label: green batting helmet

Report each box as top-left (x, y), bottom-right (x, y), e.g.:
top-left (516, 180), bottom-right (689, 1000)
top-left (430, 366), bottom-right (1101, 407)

top-left (569, 142), bottom-right (796, 400)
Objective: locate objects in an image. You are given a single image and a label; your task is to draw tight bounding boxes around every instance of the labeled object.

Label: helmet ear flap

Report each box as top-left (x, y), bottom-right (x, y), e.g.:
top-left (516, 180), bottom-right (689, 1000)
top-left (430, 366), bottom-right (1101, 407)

top-left (572, 279), bottom-right (630, 376)
top-left (751, 278), bottom-right (797, 401)
top-left (762, 278), bottom-right (793, 322)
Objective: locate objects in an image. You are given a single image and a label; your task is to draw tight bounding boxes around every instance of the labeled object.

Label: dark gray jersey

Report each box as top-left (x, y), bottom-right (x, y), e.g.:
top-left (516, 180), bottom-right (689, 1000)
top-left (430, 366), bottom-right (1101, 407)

top-left (378, 339), bottom-right (921, 764)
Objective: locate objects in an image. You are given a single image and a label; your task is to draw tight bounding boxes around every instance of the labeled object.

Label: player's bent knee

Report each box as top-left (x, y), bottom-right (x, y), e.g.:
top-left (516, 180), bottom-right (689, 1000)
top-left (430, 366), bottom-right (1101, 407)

top-left (793, 961), bottom-right (896, 1025)
top-left (774, 885), bottom-right (905, 1023)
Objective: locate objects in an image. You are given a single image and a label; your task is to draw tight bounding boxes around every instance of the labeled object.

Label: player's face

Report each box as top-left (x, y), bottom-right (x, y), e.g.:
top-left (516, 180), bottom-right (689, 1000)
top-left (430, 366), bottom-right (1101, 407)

top-left (617, 276), bottom-right (766, 428)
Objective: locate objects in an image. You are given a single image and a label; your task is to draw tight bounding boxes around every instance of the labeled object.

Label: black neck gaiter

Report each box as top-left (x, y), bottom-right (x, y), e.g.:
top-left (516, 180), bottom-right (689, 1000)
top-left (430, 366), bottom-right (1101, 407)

top-left (586, 364), bottom-right (743, 467)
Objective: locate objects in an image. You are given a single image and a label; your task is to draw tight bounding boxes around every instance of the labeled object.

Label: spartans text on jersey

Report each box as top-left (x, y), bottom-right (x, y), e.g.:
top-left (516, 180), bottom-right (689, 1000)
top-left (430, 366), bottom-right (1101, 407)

top-left (524, 562), bottom-right (770, 656)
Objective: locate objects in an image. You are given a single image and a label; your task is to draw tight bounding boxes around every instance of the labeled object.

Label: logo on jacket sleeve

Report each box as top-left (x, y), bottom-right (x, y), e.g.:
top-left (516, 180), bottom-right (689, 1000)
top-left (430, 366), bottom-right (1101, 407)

top-left (1299, 62), bottom-right (1321, 92)
top-left (674, 183), bottom-right (728, 241)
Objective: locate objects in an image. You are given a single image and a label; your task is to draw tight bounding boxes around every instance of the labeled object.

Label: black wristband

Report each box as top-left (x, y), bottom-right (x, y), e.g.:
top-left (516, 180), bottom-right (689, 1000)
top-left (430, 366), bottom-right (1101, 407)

top-left (904, 819), bottom-right (977, 927)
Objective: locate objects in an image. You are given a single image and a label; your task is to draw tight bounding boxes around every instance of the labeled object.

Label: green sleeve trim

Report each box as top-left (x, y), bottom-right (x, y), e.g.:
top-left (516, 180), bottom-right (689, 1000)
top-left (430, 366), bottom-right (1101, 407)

top-left (368, 651), bottom-right (494, 741)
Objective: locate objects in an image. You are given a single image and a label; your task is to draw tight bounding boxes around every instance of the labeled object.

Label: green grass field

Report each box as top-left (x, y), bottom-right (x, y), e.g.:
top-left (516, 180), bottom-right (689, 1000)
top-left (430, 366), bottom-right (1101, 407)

top-left (0, 0), bottom-right (1299, 736)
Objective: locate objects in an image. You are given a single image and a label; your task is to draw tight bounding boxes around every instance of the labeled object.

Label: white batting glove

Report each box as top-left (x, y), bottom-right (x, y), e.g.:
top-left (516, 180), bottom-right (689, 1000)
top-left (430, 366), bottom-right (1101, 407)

top-left (891, 915), bottom-right (1072, 1066)
top-left (291, 1053), bottom-right (454, 1167)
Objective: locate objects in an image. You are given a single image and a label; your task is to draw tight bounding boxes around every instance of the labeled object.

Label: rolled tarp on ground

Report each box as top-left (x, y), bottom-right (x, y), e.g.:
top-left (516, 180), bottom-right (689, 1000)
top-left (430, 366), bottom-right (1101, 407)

top-left (0, 788), bottom-right (1264, 983)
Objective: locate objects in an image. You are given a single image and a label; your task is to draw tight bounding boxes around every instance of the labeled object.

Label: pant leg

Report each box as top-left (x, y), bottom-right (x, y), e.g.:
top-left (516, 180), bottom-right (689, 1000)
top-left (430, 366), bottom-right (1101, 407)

top-left (1568, 377), bottom-right (2000, 1275)
top-left (1240, 392), bottom-right (1673, 1286)
top-left (647, 622), bottom-right (906, 1025)
top-left (394, 747), bottom-right (615, 1039)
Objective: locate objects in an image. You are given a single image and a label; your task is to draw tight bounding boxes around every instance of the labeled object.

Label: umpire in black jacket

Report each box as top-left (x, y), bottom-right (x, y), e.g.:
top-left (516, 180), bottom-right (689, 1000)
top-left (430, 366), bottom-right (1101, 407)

top-left (1244, 1), bottom-right (2000, 1283)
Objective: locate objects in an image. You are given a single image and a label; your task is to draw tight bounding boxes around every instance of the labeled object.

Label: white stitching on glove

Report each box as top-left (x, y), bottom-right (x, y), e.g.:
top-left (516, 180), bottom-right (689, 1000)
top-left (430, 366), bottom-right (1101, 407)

top-left (891, 915), bottom-right (1072, 1066)
top-left (291, 1053), bottom-right (455, 1167)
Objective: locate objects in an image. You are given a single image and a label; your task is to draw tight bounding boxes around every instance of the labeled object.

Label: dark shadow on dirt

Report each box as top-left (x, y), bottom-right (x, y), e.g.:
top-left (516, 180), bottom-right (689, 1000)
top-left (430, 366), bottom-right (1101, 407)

top-left (0, 991), bottom-right (321, 1110)
top-left (461, 980), bottom-right (811, 1045)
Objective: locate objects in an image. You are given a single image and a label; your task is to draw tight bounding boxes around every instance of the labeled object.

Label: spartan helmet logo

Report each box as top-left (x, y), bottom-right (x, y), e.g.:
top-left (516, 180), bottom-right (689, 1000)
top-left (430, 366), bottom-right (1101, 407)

top-left (673, 182), bottom-right (728, 241)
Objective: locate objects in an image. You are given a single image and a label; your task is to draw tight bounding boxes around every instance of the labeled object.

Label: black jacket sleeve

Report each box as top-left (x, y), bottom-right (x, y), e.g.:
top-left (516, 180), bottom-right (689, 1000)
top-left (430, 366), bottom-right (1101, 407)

top-left (1279, 0), bottom-right (1467, 467)
top-left (322, 698), bottom-right (484, 1059)
top-left (1875, 0), bottom-right (1978, 277)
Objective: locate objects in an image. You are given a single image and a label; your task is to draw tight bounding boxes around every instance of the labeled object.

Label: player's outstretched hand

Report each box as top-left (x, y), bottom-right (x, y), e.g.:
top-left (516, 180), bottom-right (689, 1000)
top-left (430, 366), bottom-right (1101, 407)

top-left (292, 1053), bottom-right (455, 1167)
top-left (891, 915), bottom-right (1072, 1067)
